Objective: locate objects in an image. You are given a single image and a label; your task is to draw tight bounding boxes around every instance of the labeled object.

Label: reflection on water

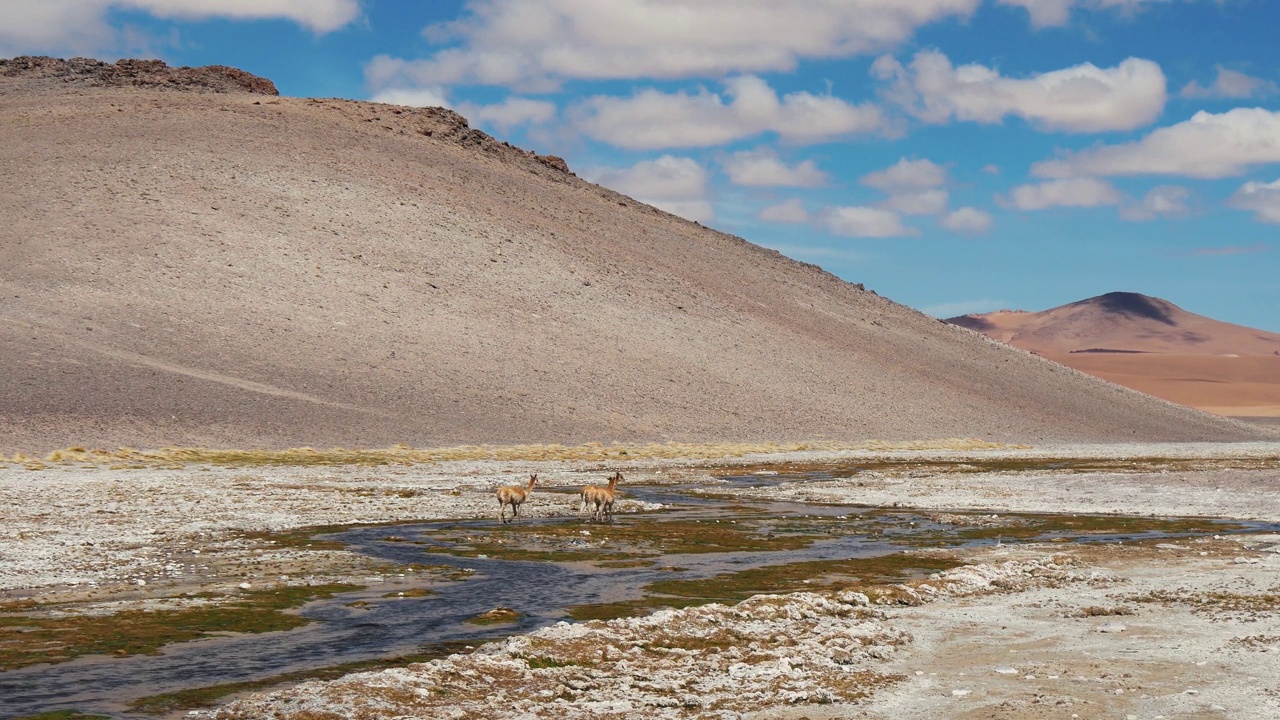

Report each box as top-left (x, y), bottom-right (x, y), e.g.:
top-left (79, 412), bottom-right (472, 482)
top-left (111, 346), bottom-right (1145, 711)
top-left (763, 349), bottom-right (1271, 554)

top-left (2, 475), bottom-right (1271, 719)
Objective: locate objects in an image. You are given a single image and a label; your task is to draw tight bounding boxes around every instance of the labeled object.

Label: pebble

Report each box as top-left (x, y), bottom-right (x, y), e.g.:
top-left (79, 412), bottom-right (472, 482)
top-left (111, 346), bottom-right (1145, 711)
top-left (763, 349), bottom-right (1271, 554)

top-left (1099, 622), bottom-right (1127, 633)
top-left (994, 666), bottom-right (1018, 675)
top-left (951, 689), bottom-right (971, 697)
top-left (238, 582), bottom-right (251, 589)
top-left (135, 579), bottom-right (146, 586)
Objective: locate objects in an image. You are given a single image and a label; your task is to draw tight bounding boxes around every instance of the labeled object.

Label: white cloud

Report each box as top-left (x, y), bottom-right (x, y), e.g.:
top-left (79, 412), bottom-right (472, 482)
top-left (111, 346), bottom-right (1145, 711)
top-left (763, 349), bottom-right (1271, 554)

top-left (371, 87), bottom-right (451, 108)
top-left (456, 97), bottom-right (557, 130)
top-left (1180, 66), bottom-right (1278, 100)
top-left (981, 164), bottom-right (1002, 175)
top-left (1004, 178), bottom-right (1123, 210)
top-left (998, 0), bottom-right (1185, 29)
top-left (369, 87), bottom-right (555, 131)
top-left (862, 158), bottom-right (949, 215)
top-left (1226, 179), bottom-right (1280, 224)
top-left (123, 0), bottom-right (358, 30)
top-left (923, 298), bottom-right (1007, 317)
top-left (1119, 185), bottom-right (1191, 220)
top-left (0, 0), bottom-right (359, 54)
top-left (882, 189), bottom-right (950, 215)
top-left (723, 149), bottom-right (826, 187)
top-left (873, 50), bottom-right (1167, 133)
top-left (759, 199), bottom-right (812, 223)
top-left (570, 75), bottom-right (887, 150)
top-left (941, 207), bottom-right (994, 234)
top-left (823, 206), bottom-right (917, 237)
top-left (377, 0), bottom-right (980, 90)
top-left (1032, 108), bottom-right (1280, 180)
top-left (996, 0), bottom-right (1076, 27)
top-left (583, 156), bottom-right (714, 222)
top-left (861, 158), bottom-right (947, 189)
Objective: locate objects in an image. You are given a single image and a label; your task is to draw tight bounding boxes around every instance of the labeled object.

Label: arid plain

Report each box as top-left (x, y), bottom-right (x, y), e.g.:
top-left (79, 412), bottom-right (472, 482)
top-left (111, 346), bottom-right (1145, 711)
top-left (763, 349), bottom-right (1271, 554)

top-left (2, 58), bottom-right (1280, 720)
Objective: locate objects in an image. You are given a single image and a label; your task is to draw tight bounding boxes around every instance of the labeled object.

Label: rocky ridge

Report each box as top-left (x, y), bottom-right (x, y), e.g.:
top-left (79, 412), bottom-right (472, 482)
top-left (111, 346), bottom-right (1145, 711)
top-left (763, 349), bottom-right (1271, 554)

top-left (0, 56), bottom-right (279, 95)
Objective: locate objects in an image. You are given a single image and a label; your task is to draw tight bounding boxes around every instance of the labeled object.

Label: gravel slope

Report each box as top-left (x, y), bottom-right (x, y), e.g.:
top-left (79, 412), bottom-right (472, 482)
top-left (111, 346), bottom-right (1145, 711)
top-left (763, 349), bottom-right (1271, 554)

top-left (1, 70), bottom-right (1274, 451)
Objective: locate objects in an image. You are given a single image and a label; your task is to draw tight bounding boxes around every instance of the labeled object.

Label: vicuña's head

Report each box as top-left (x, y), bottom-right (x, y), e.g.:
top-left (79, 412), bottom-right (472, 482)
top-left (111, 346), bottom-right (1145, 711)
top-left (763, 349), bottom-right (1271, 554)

top-left (608, 471), bottom-right (622, 488)
top-left (528, 473), bottom-right (538, 488)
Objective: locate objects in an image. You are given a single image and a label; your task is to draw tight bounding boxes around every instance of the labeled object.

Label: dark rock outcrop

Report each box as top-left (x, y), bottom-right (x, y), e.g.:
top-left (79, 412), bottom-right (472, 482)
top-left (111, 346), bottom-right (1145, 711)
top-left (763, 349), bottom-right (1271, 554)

top-left (0, 56), bottom-right (278, 95)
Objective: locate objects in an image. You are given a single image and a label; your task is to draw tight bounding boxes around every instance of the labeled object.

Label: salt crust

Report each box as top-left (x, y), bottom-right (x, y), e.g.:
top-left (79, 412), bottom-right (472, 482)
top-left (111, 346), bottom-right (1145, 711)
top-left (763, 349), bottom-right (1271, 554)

top-left (205, 557), bottom-right (1092, 719)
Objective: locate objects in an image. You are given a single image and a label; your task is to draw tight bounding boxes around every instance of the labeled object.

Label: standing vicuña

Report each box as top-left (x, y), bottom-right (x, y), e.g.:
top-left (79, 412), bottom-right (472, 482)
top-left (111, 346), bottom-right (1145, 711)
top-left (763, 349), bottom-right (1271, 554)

top-left (497, 474), bottom-right (537, 524)
top-left (580, 471), bottom-right (622, 522)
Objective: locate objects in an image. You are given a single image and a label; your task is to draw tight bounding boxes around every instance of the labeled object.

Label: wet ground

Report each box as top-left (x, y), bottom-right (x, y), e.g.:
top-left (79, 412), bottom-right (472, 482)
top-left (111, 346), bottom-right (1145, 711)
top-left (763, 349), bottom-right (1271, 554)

top-left (4, 473), bottom-right (1276, 719)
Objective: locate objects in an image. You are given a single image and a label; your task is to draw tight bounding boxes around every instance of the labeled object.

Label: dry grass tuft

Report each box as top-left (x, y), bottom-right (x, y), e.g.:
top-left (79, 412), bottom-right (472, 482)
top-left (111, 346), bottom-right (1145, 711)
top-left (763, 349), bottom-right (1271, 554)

top-left (4, 438), bottom-right (1014, 469)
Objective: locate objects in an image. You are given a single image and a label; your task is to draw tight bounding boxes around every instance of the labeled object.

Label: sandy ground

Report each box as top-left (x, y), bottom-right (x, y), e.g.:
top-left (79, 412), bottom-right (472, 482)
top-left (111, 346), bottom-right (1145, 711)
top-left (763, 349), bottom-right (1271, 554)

top-left (4, 443), bottom-right (1280, 717)
top-left (1046, 352), bottom-right (1280, 418)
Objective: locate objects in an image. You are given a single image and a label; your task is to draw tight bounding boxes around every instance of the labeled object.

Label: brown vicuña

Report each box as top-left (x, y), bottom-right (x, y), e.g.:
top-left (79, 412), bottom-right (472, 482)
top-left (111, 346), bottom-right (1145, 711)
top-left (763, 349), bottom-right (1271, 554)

top-left (580, 471), bottom-right (622, 522)
top-left (496, 473), bottom-right (537, 524)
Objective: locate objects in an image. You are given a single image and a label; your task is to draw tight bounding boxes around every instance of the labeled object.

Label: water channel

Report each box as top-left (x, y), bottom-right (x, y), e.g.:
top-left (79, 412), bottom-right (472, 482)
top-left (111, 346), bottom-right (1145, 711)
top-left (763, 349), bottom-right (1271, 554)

top-left (3, 472), bottom-right (1273, 719)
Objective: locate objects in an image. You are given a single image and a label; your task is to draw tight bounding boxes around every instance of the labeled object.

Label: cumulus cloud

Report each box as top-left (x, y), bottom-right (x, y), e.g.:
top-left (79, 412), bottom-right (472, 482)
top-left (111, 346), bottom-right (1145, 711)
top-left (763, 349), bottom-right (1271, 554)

top-left (583, 156), bottom-right (714, 222)
top-left (882, 189), bottom-right (950, 215)
top-left (922, 298), bottom-right (1007, 317)
top-left (1, 0), bottom-right (359, 54)
top-left (723, 149), bottom-right (826, 187)
top-left (1119, 185), bottom-right (1191, 220)
top-left (758, 199), bottom-right (812, 223)
top-left (872, 50), bottom-right (1167, 133)
top-left (455, 97), bottom-right (557, 130)
top-left (861, 158), bottom-right (947, 189)
top-left (998, 0), bottom-right (1185, 29)
top-left (1226, 179), bottom-right (1280, 224)
top-left (1004, 178), bottom-right (1123, 210)
top-left (1032, 108), bottom-right (1280, 180)
top-left (861, 158), bottom-right (950, 215)
top-left (368, 85), bottom-right (555, 131)
top-left (371, 86), bottom-right (451, 108)
top-left (376, 0), bottom-right (980, 90)
top-left (1180, 66), bottom-right (1278, 100)
top-left (571, 75), bottom-right (887, 150)
top-left (823, 206), bottom-right (917, 237)
top-left (941, 207), bottom-right (994, 234)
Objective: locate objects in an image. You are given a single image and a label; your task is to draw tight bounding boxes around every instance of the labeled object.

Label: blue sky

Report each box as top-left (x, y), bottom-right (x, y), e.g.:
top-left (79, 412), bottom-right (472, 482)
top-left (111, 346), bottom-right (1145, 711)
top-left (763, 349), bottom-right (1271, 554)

top-left (3, 0), bottom-right (1278, 330)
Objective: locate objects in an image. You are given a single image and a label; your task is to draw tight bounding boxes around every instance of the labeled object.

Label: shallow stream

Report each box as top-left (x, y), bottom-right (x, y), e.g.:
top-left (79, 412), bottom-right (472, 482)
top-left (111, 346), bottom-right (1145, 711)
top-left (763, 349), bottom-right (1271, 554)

top-left (3, 472), bottom-right (1274, 719)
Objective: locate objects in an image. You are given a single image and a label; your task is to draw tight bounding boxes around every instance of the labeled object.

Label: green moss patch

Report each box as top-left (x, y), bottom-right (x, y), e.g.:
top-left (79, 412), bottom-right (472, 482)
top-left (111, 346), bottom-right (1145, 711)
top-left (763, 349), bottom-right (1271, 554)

top-left (466, 606), bottom-right (522, 625)
top-left (567, 553), bottom-right (961, 621)
top-left (0, 584), bottom-right (359, 671)
top-left (420, 515), bottom-right (830, 563)
top-left (127, 639), bottom-right (484, 715)
top-left (13, 712), bottom-right (113, 720)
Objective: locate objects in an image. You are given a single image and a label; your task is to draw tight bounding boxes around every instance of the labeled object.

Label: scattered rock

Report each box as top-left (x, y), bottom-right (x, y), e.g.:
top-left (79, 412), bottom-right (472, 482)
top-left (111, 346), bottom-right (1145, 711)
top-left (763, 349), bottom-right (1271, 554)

top-left (0, 56), bottom-right (278, 95)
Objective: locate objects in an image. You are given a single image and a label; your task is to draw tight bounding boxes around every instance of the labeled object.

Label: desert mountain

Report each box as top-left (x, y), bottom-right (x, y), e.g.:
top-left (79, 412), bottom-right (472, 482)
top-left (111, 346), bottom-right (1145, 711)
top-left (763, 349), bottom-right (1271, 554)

top-left (949, 293), bottom-right (1280, 418)
top-left (0, 58), bottom-right (1271, 451)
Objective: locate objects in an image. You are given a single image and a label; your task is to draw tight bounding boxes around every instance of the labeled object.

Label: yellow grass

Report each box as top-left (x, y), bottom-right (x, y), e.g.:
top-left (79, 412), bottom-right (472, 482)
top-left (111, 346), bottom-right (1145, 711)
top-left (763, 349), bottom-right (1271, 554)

top-left (0, 438), bottom-right (1014, 469)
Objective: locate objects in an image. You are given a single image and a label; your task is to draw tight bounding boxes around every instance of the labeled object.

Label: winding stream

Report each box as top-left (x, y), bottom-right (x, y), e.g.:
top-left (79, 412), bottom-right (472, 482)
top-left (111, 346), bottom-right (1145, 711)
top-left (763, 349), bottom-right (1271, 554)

top-left (2, 475), bottom-right (1273, 719)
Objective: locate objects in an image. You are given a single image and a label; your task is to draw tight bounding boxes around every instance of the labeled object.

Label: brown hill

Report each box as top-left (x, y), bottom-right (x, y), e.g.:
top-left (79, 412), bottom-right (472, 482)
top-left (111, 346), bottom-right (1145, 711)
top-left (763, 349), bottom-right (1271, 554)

top-left (0, 60), bottom-right (1271, 451)
top-left (949, 293), bottom-right (1280, 418)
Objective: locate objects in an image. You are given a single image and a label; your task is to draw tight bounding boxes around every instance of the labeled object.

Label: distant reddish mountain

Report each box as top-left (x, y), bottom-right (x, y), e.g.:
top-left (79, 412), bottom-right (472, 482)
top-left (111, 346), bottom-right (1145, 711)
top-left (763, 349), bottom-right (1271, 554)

top-left (948, 292), bottom-right (1280, 418)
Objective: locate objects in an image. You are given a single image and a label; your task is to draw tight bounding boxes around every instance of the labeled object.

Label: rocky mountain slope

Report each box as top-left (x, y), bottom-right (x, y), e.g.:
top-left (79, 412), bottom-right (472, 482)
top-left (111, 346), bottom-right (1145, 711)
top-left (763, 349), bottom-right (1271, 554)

top-left (0, 59), bottom-right (1270, 451)
top-left (949, 293), bottom-right (1280, 418)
